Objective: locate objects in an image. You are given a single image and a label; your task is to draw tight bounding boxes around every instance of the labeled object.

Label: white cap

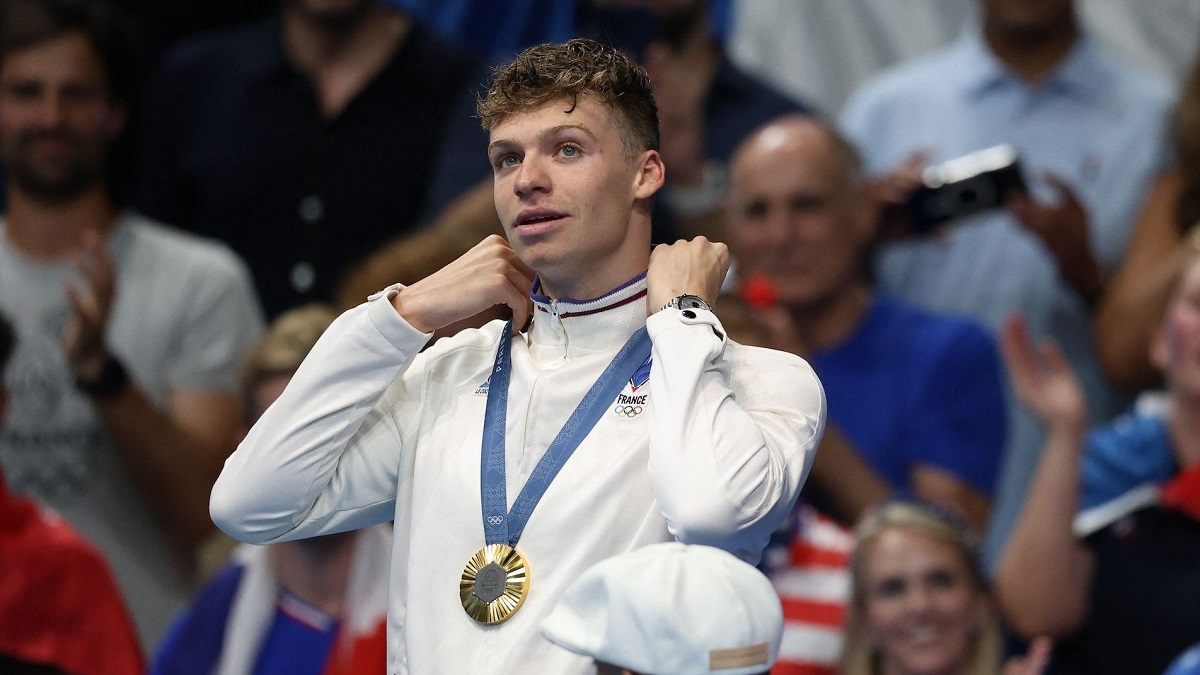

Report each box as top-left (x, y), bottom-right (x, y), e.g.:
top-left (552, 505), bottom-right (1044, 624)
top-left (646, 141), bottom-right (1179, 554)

top-left (540, 543), bottom-right (783, 675)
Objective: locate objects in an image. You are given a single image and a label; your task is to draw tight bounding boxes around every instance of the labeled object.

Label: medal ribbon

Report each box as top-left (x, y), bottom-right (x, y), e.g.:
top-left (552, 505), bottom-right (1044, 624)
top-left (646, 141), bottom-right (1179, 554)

top-left (481, 321), bottom-right (651, 547)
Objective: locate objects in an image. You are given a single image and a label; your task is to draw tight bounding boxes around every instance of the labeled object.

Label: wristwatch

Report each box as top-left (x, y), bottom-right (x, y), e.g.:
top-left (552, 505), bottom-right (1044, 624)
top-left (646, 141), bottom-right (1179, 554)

top-left (661, 294), bottom-right (712, 314)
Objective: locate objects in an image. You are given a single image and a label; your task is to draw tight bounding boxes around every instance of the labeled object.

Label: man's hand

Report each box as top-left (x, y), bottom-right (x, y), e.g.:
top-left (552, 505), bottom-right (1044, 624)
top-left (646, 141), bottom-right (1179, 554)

top-left (63, 230), bottom-right (116, 381)
top-left (647, 237), bottom-right (729, 311)
top-left (868, 150), bottom-right (930, 240)
top-left (1007, 173), bottom-right (1102, 304)
top-left (390, 235), bottom-right (536, 334)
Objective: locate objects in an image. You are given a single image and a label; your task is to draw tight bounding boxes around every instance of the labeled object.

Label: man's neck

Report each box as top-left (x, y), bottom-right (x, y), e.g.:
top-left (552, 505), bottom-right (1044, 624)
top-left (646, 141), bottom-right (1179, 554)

top-left (281, 4), bottom-right (410, 119)
top-left (3, 186), bottom-right (118, 260)
top-left (782, 282), bottom-right (873, 354)
top-left (983, 16), bottom-right (1079, 85)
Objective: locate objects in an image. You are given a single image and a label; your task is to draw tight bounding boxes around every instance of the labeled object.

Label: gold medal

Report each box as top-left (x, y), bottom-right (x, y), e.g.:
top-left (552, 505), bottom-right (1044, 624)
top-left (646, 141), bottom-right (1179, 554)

top-left (459, 543), bottom-right (530, 624)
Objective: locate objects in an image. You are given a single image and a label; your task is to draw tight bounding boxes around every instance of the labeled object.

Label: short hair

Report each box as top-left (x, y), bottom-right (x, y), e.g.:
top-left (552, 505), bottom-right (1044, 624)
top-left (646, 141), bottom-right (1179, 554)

top-left (0, 0), bottom-right (142, 107)
top-left (476, 38), bottom-right (659, 158)
top-left (0, 311), bottom-right (13, 379)
top-left (239, 303), bottom-right (338, 423)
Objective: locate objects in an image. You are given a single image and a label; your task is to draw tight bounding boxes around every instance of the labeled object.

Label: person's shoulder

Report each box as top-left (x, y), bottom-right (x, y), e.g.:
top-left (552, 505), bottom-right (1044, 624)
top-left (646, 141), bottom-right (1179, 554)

top-left (417, 319), bottom-right (509, 367)
top-left (1089, 40), bottom-right (1175, 108)
top-left (118, 212), bottom-right (254, 281)
top-left (844, 41), bottom-right (962, 111)
top-left (158, 18), bottom-right (279, 79)
top-left (726, 340), bottom-right (824, 396)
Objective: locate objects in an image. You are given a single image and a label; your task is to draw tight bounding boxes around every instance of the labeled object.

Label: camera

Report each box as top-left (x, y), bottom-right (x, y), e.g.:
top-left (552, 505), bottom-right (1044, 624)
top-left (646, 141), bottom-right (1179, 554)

top-left (904, 145), bottom-right (1027, 234)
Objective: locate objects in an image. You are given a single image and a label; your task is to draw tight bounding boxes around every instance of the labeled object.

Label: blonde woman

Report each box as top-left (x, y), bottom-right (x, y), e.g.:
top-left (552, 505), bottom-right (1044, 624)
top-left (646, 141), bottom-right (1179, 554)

top-left (842, 501), bottom-right (1049, 675)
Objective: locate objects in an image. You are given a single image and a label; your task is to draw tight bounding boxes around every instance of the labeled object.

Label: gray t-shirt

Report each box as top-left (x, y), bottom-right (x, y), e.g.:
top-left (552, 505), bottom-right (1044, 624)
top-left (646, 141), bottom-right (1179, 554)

top-left (0, 211), bottom-right (264, 652)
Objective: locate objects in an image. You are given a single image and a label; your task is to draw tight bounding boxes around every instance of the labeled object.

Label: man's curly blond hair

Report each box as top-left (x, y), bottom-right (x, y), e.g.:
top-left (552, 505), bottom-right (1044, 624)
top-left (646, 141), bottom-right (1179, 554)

top-left (477, 38), bottom-right (659, 159)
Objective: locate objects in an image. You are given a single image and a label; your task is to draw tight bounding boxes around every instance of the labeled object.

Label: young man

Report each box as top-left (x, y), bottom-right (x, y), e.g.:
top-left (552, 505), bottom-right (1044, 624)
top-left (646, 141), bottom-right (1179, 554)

top-left (212, 38), bottom-right (826, 674)
top-left (0, 0), bottom-right (264, 651)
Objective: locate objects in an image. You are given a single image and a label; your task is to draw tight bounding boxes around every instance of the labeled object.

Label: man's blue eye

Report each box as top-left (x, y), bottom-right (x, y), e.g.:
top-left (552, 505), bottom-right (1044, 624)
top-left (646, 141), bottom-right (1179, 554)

top-left (561, 145), bottom-right (578, 157)
top-left (499, 155), bottom-right (519, 168)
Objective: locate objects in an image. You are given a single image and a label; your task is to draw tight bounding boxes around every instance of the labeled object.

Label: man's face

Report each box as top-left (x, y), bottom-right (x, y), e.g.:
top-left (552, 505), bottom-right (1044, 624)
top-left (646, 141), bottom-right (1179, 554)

top-left (726, 121), bottom-right (871, 311)
top-left (488, 95), bottom-right (661, 298)
top-left (0, 31), bottom-right (123, 204)
top-left (982, 0), bottom-right (1074, 39)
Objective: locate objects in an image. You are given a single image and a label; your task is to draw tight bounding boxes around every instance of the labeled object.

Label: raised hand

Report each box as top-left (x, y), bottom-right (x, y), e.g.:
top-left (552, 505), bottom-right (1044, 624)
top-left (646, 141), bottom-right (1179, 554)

top-left (62, 229), bottom-right (116, 381)
top-left (1002, 636), bottom-right (1053, 675)
top-left (390, 235), bottom-right (536, 334)
top-left (999, 314), bottom-right (1086, 436)
top-left (646, 236), bottom-right (729, 312)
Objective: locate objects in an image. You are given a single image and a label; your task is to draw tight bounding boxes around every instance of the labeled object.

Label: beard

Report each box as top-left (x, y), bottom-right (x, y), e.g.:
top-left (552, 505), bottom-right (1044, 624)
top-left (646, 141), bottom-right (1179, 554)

top-left (1, 129), bottom-right (106, 204)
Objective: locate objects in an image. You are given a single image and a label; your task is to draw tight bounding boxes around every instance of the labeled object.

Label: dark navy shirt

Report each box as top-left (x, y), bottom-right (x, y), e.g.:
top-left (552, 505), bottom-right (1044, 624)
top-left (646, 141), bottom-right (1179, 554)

top-left (135, 17), bottom-right (483, 317)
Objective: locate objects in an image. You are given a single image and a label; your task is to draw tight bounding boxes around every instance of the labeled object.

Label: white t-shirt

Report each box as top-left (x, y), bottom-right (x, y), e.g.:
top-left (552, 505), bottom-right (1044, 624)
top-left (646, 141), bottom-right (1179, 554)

top-left (0, 211), bottom-right (264, 651)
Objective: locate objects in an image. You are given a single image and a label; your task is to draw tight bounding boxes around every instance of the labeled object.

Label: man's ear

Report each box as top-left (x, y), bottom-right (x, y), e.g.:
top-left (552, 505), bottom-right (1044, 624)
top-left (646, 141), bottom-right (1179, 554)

top-left (632, 149), bottom-right (665, 199)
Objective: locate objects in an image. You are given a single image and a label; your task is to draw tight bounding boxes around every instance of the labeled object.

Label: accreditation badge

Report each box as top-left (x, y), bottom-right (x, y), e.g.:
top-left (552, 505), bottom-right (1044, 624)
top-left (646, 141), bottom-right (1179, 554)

top-left (459, 543), bottom-right (530, 624)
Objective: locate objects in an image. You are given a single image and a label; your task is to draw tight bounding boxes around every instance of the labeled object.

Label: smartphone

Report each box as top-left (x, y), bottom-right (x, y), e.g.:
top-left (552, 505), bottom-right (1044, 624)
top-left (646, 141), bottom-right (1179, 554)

top-left (904, 145), bottom-right (1027, 234)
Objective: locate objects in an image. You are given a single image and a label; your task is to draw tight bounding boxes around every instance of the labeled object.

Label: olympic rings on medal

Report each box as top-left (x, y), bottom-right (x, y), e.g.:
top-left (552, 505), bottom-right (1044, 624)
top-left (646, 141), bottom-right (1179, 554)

top-left (612, 404), bottom-right (643, 417)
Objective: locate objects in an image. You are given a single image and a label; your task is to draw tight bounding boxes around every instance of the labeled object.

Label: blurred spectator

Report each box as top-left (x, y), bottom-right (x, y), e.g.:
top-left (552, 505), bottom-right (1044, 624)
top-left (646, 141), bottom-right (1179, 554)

top-left (1094, 52), bottom-right (1200, 391)
top-left (133, 0), bottom-right (483, 318)
top-left (540, 541), bottom-right (783, 675)
top-left (0, 0), bottom-right (263, 651)
top-left (725, 115), bottom-right (1006, 529)
top-left (839, 0), bottom-right (1175, 566)
top-left (0, 311), bottom-right (144, 675)
top-left (843, 500), bottom-right (1051, 675)
top-left (726, 1), bottom-right (1200, 118)
top-left (994, 260), bottom-right (1200, 673)
top-left (151, 305), bottom-right (389, 675)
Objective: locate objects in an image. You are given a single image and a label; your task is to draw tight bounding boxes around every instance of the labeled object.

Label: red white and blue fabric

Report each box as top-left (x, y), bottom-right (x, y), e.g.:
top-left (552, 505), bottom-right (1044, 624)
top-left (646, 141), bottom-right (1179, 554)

top-left (151, 525), bottom-right (390, 675)
top-left (769, 504), bottom-right (852, 675)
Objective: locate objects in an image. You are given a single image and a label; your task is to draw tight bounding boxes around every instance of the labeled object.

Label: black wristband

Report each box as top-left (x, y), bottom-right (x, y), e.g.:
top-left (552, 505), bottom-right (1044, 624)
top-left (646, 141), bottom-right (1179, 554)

top-left (74, 355), bottom-right (130, 398)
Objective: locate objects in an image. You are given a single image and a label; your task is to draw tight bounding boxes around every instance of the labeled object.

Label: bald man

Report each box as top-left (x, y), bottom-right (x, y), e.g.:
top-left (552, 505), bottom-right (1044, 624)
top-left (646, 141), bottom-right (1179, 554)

top-left (725, 115), bottom-right (1007, 529)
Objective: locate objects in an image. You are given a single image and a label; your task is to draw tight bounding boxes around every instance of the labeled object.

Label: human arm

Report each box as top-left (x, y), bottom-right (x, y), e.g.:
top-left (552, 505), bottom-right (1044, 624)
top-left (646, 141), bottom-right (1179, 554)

top-left (645, 238), bottom-right (826, 561)
top-left (64, 233), bottom-right (251, 546)
top-left (994, 316), bottom-right (1094, 638)
top-left (806, 425), bottom-right (893, 523)
top-left (211, 236), bottom-right (536, 542)
top-left (1094, 171), bottom-right (1190, 390)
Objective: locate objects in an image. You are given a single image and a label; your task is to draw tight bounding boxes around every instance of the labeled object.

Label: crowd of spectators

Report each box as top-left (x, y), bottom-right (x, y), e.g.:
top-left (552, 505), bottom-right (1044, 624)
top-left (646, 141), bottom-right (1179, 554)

top-left (1, 0), bottom-right (1199, 672)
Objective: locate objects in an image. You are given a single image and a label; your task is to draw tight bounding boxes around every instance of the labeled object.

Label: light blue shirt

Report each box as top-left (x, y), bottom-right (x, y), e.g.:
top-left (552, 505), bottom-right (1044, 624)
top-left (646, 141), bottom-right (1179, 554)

top-left (841, 28), bottom-right (1175, 567)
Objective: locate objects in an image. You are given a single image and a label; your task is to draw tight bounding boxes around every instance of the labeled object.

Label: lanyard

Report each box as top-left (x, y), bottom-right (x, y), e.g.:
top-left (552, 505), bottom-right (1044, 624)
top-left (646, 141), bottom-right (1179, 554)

top-left (481, 321), bottom-right (651, 547)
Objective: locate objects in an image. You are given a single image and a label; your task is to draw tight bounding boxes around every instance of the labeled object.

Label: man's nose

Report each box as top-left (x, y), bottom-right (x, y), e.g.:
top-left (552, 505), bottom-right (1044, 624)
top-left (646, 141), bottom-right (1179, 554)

top-left (514, 155), bottom-right (550, 197)
top-left (35, 91), bottom-right (68, 127)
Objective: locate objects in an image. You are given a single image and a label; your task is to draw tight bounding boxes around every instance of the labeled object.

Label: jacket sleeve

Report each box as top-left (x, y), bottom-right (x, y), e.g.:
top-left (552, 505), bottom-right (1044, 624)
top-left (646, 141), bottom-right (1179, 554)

top-left (210, 288), bottom-right (430, 544)
top-left (646, 308), bottom-right (826, 563)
